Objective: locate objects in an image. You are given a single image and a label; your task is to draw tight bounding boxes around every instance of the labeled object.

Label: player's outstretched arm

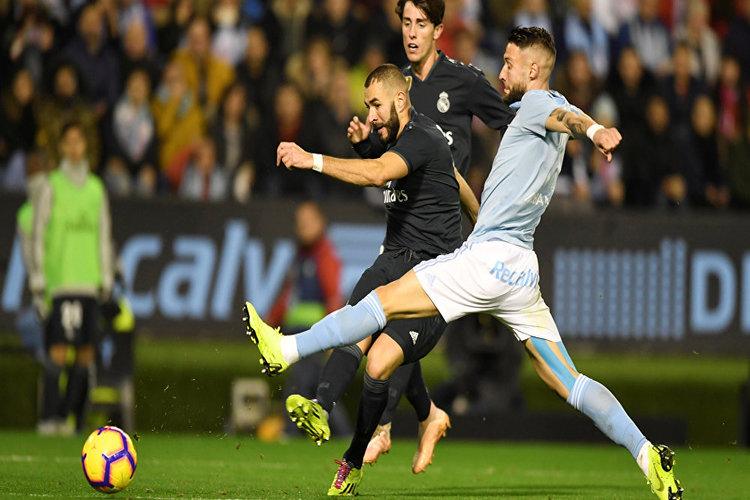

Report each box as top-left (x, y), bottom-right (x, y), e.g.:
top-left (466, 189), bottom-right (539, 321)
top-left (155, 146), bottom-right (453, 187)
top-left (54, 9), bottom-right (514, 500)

top-left (545, 108), bottom-right (622, 161)
top-left (277, 142), bottom-right (408, 187)
top-left (454, 167), bottom-right (479, 225)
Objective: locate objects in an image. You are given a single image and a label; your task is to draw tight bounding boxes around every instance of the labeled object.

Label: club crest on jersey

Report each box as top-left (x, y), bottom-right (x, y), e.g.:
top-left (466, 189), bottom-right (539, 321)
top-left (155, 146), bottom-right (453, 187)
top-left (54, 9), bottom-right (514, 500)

top-left (437, 91), bottom-right (450, 113)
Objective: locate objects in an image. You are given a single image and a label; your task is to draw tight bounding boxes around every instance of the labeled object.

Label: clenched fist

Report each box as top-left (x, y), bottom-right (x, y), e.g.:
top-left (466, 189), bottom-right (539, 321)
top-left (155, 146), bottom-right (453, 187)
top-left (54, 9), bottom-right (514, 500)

top-left (277, 142), bottom-right (313, 170)
top-left (592, 127), bottom-right (622, 162)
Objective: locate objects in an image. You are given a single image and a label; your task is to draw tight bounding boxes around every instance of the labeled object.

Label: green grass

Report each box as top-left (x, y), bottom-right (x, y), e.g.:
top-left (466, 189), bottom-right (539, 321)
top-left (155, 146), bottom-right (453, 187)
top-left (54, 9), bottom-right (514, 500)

top-left (0, 431), bottom-right (748, 499)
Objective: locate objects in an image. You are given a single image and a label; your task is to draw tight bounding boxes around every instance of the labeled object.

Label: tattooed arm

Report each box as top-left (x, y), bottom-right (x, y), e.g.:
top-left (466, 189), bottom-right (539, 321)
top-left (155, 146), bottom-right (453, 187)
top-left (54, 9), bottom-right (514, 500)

top-left (545, 107), bottom-right (623, 161)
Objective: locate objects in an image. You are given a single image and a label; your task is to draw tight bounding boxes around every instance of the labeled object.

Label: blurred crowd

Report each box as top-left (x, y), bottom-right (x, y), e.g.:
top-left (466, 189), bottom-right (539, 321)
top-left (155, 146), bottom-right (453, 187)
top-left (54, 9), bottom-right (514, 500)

top-left (1, 0), bottom-right (750, 209)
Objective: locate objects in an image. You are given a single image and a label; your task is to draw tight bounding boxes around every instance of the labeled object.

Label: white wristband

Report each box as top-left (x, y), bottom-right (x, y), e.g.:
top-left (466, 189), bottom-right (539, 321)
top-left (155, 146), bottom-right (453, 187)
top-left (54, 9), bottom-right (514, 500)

top-left (312, 153), bottom-right (324, 173)
top-left (586, 124), bottom-right (605, 142)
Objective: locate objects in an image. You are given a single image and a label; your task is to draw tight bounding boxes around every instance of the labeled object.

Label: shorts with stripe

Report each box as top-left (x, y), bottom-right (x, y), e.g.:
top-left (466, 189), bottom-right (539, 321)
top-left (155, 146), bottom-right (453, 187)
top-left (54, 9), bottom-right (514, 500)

top-left (350, 249), bottom-right (447, 363)
top-left (414, 239), bottom-right (561, 343)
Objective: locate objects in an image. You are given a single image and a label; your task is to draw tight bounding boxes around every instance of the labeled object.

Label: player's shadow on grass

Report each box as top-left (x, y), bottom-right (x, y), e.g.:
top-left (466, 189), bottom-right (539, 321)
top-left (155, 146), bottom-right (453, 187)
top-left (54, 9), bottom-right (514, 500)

top-left (373, 483), bottom-right (626, 497)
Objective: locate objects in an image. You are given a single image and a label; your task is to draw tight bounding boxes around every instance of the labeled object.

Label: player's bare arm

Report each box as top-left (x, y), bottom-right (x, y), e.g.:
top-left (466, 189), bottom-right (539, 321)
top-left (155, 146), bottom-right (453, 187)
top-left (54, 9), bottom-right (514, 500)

top-left (454, 167), bottom-right (479, 225)
top-left (277, 142), bottom-right (409, 187)
top-left (545, 108), bottom-right (622, 162)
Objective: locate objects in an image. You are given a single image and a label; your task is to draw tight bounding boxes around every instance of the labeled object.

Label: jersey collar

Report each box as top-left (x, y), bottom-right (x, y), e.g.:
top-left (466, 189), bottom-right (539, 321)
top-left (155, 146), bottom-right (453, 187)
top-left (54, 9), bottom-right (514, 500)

top-left (411, 50), bottom-right (445, 83)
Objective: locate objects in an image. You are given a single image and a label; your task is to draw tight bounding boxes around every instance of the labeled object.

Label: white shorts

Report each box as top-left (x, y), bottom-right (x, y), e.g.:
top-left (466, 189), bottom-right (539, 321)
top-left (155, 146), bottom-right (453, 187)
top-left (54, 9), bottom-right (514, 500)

top-left (414, 239), bottom-right (561, 342)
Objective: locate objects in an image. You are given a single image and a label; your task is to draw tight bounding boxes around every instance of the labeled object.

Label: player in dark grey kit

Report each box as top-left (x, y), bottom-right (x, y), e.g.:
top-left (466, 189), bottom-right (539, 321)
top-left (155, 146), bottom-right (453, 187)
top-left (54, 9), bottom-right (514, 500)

top-left (287, 0), bottom-right (515, 474)
top-left (273, 63), bottom-right (479, 495)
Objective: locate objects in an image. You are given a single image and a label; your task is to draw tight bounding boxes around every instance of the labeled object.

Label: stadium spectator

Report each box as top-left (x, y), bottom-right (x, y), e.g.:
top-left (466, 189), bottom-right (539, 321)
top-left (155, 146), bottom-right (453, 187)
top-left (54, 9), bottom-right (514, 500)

top-left (6, 1), bottom-right (56, 86)
top-left (62, 4), bottom-right (120, 117)
top-left (267, 0), bottom-right (313, 63)
top-left (684, 95), bottom-right (729, 208)
top-left (661, 42), bottom-right (707, 146)
top-left (171, 16), bottom-right (235, 121)
top-left (156, 0), bottom-right (195, 56)
top-left (286, 36), bottom-right (337, 101)
top-left (592, 0), bottom-right (638, 36)
top-left (152, 61), bottom-right (204, 185)
top-left (512, 0), bottom-right (554, 37)
top-left (104, 68), bottom-right (159, 198)
top-left (31, 120), bottom-right (114, 435)
top-left (563, 0), bottom-right (610, 80)
top-left (555, 50), bottom-right (600, 113)
top-left (364, 0), bottom-right (406, 69)
top-left (725, 0), bottom-right (750, 83)
top-left (617, 0), bottom-right (672, 77)
top-left (254, 82), bottom-right (321, 198)
top-left (211, 0), bottom-right (249, 66)
top-left (1, 69), bottom-right (38, 190)
top-left (269, 200), bottom-right (351, 439)
top-left (715, 56), bottom-right (747, 145)
top-left (725, 116), bottom-right (750, 208)
top-left (35, 63), bottom-right (101, 169)
top-left (118, 20), bottom-right (162, 90)
top-left (236, 25), bottom-right (282, 128)
top-left (623, 95), bottom-right (677, 207)
top-left (306, 0), bottom-right (364, 65)
top-left (179, 135), bottom-right (229, 202)
top-left (674, 0), bottom-right (720, 87)
top-left (210, 83), bottom-right (256, 202)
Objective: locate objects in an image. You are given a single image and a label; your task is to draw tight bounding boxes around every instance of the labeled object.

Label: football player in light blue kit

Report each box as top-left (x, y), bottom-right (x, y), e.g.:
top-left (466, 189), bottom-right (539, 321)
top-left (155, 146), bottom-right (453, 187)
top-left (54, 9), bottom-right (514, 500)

top-left (244, 27), bottom-right (682, 499)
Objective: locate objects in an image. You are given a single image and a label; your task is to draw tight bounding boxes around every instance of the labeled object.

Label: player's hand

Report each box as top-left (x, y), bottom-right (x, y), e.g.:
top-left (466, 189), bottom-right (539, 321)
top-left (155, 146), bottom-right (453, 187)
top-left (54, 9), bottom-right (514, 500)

top-left (347, 116), bottom-right (370, 144)
top-left (592, 127), bottom-right (622, 162)
top-left (276, 142), bottom-right (313, 170)
top-left (32, 293), bottom-right (48, 320)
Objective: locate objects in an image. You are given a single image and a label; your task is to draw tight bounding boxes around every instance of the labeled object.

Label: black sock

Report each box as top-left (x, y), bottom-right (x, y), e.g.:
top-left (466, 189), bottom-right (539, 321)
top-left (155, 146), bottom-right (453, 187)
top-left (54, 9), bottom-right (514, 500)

top-left (316, 345), bottom-right (362, 414)
top-left (344, 373), bottom-right (389, 468)
top-left (62, 365), bottom-right (89, 427)
top-left (41, 363), bottom-right (63, 421)
top-left (405, 361), bottom-right (431, 422)
top-left (379, 363), bottom-right (414, 425)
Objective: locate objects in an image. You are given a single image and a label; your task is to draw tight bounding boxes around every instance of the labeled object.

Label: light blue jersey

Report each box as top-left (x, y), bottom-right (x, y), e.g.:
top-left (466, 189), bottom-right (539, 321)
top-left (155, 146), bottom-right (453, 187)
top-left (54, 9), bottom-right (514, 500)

top-left (469, 90), bottom-right (577, 249)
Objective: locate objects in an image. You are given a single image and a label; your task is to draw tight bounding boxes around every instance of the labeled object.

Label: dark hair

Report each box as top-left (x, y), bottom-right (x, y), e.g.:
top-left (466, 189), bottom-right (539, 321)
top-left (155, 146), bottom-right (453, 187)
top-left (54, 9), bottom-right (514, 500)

top-left (364, 63), bottom-right (408, 90)
top-left (61, 120), bottom-right (84, 137)
top-left (507, 26), bottom-right (556, 58)
top-left (395, 0), bottom-right (444, 26)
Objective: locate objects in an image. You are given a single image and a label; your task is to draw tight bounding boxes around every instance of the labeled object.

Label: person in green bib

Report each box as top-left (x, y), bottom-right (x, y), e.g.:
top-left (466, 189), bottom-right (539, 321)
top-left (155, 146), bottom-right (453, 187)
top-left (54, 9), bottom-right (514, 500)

top-left (30, 121), bottom-right (114, 435)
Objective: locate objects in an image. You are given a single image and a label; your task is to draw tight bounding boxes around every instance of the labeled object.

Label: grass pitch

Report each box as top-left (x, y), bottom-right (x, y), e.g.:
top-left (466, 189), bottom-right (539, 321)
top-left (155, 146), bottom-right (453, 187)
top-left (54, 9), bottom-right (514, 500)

top-left (0, 432), bottom-right (747, 499)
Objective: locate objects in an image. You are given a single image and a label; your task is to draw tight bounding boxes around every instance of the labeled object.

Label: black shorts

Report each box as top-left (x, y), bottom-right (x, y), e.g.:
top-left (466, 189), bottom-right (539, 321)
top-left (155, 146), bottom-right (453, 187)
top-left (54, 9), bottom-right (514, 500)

top-left (349, 249), bottom-right (447, 364)
top-left (45, 295), bottom-right (99, 348)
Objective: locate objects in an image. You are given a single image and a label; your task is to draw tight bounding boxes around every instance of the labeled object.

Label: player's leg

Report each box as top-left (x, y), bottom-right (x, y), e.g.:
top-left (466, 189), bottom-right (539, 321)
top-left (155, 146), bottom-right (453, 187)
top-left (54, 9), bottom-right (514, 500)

top-left (287, 337), bottom-right (372, 444)
top-left (39, 341), bottom-right (67, 434)
top-left (329, 334), bottom-right (404, 495)
top-left (523, 336), bottom-right (682, 499)
top-left (62, 343), bottom-right (93, 433)
top-left (362, 363), bottom-right (415, 464)
top-left (244, 270), bottom-right (437, 374)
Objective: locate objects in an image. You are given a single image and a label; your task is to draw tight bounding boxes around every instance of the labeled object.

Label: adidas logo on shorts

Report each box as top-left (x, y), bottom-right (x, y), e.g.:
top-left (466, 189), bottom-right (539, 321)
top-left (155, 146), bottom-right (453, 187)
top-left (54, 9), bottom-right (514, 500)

top-left (409, 331), bottom-right (419, 345)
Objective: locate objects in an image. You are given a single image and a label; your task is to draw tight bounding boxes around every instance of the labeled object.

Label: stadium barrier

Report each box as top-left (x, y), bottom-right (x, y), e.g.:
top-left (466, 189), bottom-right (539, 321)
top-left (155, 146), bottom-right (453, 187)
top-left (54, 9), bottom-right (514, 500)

top-left (1, 194), bottom-right (749, 354)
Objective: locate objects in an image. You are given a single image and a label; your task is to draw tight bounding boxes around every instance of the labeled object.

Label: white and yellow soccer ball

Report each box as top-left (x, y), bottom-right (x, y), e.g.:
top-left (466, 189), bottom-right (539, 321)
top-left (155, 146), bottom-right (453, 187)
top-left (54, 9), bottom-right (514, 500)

top-left (81, 426), bottom-right (138, 494)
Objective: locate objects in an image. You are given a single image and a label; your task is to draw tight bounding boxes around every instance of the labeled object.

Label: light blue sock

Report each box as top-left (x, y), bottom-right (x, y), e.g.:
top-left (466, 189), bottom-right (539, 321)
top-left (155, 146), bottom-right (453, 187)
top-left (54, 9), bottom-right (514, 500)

top-left (567, 374), bottom-right (648, 459)
top-left (295, 291), bottom-right (387, 359)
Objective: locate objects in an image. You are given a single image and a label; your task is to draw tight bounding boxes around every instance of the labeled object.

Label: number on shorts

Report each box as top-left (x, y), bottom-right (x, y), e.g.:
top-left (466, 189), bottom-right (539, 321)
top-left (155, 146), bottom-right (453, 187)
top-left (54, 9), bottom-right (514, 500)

top-left (60, 300), bottom-right (83, 342)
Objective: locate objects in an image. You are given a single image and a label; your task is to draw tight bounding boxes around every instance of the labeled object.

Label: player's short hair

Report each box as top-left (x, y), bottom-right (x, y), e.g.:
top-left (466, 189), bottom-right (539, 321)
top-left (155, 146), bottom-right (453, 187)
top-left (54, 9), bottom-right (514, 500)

top-left (507, 26), bottom-right (556, 60)
top-left (365, 63), bottom-right (409, 93)
top-left (395, 0), bottom-right (444, 26)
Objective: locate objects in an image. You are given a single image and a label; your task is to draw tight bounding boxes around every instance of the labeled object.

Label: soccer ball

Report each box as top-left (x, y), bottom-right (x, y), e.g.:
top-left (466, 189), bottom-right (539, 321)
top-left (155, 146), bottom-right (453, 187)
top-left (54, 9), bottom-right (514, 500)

top-left (81, 426), bottom-right (137, 493)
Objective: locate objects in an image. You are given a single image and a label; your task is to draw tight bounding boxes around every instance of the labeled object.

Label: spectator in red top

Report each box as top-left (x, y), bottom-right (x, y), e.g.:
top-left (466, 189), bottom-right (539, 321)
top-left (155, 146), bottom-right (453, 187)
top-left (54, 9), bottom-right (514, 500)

top-left (269, 201), bottom-right (352, 438)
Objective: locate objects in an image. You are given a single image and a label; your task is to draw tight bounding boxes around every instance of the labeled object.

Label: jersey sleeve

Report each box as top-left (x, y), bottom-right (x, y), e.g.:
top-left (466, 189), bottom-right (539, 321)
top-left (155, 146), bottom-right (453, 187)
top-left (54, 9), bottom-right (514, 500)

top-left (468, 75), bottom-right (515, 129)
top-left (516, 90), bottom-right (565, 137)
top-left (388, 127), bottom-right (432, 173)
